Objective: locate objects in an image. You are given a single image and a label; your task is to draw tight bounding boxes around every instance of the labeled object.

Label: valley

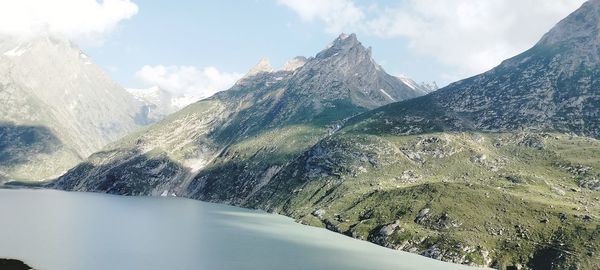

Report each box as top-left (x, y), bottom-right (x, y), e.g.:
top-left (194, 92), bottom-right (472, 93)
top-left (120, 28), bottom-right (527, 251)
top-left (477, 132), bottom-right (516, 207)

top-left (1, 1), bottom-right (599, 269)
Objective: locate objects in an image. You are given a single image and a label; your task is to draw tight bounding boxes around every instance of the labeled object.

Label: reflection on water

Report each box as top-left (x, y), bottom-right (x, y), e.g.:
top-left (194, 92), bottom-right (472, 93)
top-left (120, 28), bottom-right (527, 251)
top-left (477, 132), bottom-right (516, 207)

top-left (0, 189), bottom-right (482, 270)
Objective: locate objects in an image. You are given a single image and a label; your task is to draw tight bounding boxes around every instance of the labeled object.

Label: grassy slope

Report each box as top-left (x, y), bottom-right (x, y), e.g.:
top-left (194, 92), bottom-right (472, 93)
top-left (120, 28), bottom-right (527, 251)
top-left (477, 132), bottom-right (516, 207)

top-left (250, 132), bottom-right (600, 269)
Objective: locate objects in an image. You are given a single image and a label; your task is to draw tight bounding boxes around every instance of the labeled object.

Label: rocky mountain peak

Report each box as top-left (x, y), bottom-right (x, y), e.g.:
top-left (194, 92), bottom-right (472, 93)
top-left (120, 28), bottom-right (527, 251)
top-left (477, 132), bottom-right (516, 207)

top-left (245, 57), bottom-right (274, 77)
top-left (536, 0), bottom-right (600, 48)
top-left (334, 33), bottom-right (359, 46)
top-left (315, 33), bottom-right (371, 60)
top-left (281, 56), bottom-right (307, 72)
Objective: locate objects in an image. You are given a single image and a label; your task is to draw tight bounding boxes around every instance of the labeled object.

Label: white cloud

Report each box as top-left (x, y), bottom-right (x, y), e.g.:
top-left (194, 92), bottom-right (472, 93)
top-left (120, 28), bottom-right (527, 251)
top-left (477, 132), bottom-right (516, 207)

top-left (277, 0), bottom-right (364, 33)
top-left (280, 0), bottom-right (587, 78)
top-left (0, 0), bottom-right (138, 44)
top-left (134, 65), bottom-right (242, 102)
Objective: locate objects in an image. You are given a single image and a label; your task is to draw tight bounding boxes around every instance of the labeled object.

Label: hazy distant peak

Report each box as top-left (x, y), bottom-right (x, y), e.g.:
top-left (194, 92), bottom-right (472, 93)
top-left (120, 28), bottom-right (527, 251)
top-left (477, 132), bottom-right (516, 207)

top-left (0, 32), bottom-right (153, 181)
top-left (281, 56), bottom-right (307, 72)
top-left (245, 57), bottom-right (274, 77)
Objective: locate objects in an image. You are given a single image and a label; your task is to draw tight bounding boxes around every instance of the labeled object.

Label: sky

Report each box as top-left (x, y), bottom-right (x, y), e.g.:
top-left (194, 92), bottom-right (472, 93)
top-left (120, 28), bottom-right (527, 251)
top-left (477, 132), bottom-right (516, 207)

top-left (0, 0), bottom-right (589, 100)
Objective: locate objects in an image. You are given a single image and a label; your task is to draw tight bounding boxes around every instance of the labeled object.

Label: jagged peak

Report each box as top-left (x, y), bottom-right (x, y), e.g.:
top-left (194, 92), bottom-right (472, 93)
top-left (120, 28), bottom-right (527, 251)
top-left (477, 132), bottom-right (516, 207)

top-left (281, 56), bottom-right (307, 72)
top-left (316, 33), bottom-right (368, 59)
top-left (245, 57), bottom-right (274, 77)
top-left (334, 33), bottom-right (359, 45)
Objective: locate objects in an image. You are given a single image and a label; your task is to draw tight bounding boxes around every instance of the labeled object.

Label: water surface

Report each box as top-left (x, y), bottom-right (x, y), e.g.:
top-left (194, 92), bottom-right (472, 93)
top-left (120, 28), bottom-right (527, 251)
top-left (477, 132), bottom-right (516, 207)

top-left (0, 189), bottom-right (481, 270)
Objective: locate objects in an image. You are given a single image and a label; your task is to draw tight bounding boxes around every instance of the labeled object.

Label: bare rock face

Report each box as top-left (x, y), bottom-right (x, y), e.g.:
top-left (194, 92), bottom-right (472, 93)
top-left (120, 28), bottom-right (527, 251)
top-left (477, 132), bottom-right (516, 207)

top-left (245, 58), bottom-right (275, 78)
top-left (281, 56), bottom-right (307, 72)
top-left (0, 34), bottom-right (152, 181)
top-left (290, 33), bottom-right (428, 109)
top-left (351, 0), bottom-right (600, 139)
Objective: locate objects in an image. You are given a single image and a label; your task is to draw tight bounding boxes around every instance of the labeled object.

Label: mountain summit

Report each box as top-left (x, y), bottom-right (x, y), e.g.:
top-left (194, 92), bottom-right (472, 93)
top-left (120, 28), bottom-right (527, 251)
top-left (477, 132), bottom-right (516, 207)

top-left (245, 57), bottom-right (275, 78)
top-left (316, 33), bottom-right (363, 59)
top-left (0, 34), bottom-right (151, 181)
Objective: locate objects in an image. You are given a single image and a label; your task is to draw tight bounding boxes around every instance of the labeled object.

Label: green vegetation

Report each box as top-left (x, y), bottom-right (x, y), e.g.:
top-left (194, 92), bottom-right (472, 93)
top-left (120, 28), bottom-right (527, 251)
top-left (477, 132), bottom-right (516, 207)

top-left (250, 132), bottom-right (600, 269)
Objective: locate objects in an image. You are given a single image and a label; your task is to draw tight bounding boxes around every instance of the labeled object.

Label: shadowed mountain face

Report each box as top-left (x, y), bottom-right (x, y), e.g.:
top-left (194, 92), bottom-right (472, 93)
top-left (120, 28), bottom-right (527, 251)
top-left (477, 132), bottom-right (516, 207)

top-left (0, 123), bottom-right (64, 164)
top-left (0, 123), bottom-right (80, 182)
top-left (0, 34), bottom-right (153, 181)
top-left (53, 34), bottom-right (428, 200)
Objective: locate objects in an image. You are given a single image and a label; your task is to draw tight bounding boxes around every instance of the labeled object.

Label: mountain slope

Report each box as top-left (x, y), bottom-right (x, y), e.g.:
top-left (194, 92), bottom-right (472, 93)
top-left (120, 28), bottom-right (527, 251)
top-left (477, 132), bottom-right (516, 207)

top-left (245, 1), bottom-right (600, 269)
top-left (0, 34), bottom-right (151, 182)
top-left (251, 132), bottom-right (600, 268)
top-left (53, 34), bottom-right (428, 200)
top-left (344, 0), bottom-right (600, 138)
top-left (51, 2), bottom-right (600, 269)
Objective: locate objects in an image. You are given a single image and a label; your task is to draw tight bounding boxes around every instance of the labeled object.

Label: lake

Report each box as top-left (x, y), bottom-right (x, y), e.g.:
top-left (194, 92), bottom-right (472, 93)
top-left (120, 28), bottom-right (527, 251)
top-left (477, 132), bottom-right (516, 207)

top-left (0, 189), bottom-right (482, 270)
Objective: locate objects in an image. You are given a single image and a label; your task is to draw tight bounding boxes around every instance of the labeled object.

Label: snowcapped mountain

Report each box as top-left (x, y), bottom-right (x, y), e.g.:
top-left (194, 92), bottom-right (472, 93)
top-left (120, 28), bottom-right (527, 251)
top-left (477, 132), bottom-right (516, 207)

top-left (127, 85), bottom-right (223, 122)
top-left (127, 86), bottom-right (180, 122)
top-left (0, 34), bottom-right (152, 181)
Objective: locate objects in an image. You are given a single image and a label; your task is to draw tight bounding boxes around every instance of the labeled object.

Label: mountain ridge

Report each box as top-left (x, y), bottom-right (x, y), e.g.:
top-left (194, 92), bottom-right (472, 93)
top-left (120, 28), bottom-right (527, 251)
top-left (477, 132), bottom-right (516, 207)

top-left (343, 0), bottom-right (600, 139)
top-left (53, 2), bottom-right (600, 268)
top-left (241, 2), bottom-right (600, 268)
top-left (53, 33), bottom-right (429, 200)
top-left (0, 33), bottom-right (153, 181)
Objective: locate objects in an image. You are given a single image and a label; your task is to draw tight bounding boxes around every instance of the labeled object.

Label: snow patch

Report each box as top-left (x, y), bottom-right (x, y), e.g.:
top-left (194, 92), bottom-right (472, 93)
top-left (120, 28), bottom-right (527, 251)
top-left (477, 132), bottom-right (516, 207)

top-left (127, 86), bottom-right (163, 104)
top-left (79, 52), bottom-right (92, 65)
top-left (184, 158), bottom-right (208, 173)
top-left (399, 77), bottom-right (420, 90)
top-left (4, 45), bottom-right (29, 57)
top-left (379, 89), bottom-right (396, 101)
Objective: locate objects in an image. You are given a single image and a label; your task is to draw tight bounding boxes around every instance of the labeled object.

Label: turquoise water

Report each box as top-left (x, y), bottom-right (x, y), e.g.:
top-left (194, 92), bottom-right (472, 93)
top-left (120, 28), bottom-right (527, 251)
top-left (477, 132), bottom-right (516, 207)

top-left (0, 189), bottom-right (482, 270)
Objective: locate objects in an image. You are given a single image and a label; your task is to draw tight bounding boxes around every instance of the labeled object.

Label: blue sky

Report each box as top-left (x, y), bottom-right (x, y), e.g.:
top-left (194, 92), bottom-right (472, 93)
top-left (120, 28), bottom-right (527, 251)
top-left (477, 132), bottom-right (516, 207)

top-left (84, 0), bottom-right (444, 89)
top-left (0, 0), bottom-right (588, 98)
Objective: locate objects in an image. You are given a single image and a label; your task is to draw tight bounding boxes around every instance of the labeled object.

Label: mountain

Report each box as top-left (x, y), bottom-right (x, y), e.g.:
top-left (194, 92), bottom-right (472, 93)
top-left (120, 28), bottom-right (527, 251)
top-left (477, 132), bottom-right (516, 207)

top-left (346, 0), bottom-right (600, 138)
top-left (0, 34), bottom-right (152, 182)
top-left (245, 1), bottom-right (600, 269)
top-left (127, 86), bottom-right (184, 122)
top-left (53, 2), bottom-right (600, 268)
top-left (53, 33), bottom-right (428, 200)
